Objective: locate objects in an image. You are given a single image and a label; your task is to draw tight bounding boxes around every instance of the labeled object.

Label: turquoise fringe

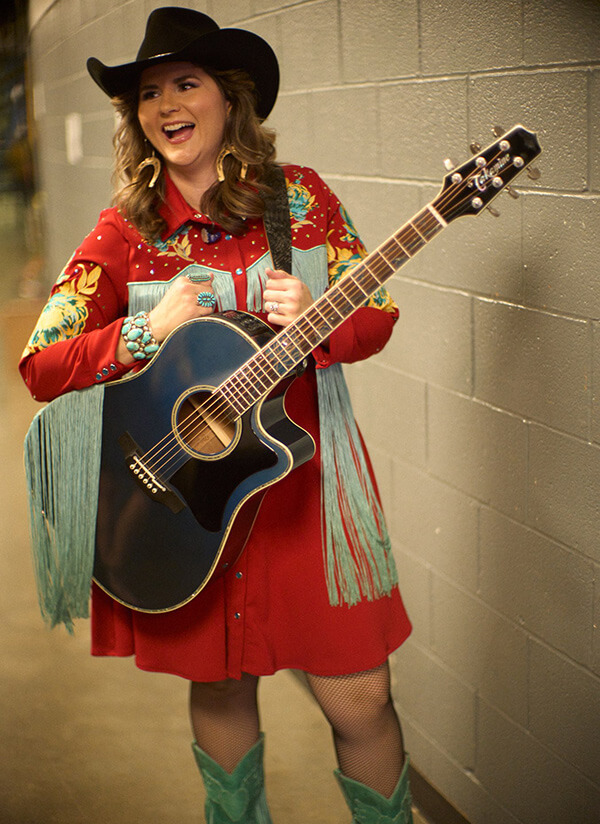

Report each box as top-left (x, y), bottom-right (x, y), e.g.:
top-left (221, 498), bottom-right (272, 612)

top-left (294, 247), bottom-right (397, 606)
top-left (23, 384), bottom-right (104, 632)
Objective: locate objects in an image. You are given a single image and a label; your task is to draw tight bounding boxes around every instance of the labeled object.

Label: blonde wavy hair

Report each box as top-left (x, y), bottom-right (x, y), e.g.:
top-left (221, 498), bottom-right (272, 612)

top-left (111, 67), bottom-right (277, 239)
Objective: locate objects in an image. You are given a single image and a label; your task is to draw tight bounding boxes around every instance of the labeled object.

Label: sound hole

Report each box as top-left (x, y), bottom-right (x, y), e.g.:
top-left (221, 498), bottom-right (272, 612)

top-left (176, 390), bottom-right (237, 456)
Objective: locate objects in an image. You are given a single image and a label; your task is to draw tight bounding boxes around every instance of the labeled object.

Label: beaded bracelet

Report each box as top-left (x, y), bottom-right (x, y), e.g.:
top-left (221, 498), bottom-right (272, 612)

top-left (121, 311), bottom-right (160, 360)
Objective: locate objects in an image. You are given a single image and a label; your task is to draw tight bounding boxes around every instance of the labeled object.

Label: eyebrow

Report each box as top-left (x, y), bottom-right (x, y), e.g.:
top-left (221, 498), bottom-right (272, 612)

top-left (139, 73), bottom-right (201, 92)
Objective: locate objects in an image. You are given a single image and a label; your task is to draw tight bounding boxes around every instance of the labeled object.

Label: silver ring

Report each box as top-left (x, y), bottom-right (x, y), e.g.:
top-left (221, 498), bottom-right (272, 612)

top-left (268, 301), bottom-right (279, 314)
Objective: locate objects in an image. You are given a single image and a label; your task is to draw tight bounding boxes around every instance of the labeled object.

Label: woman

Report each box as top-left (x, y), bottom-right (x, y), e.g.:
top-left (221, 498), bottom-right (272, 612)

top-left (20, 8), bottom-right (413, 823)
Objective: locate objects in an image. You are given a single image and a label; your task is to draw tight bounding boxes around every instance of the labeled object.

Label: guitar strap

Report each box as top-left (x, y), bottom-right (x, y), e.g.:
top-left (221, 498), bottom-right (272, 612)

top-left (261, 164), bottom-right (293, 274)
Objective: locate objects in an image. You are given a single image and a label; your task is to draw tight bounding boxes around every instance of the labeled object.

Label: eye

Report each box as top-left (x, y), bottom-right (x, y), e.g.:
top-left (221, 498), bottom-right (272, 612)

top-left (139, 89), bottom-right (158, 101)
top-left (178, 80), bottom-right (198, 92)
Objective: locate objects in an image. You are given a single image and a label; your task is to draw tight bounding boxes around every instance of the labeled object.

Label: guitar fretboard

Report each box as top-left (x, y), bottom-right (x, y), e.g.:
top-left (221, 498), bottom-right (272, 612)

top-left (217, 203), bottom-right (446, 418)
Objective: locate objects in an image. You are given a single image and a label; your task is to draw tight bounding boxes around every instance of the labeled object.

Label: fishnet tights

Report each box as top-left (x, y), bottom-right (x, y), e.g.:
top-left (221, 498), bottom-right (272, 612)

top-left (190, 673), bottom-right (260, 774)
top-left (306, 662), bottom-right (405, 798)
top-left (189, 662), bottom-right (404, 795)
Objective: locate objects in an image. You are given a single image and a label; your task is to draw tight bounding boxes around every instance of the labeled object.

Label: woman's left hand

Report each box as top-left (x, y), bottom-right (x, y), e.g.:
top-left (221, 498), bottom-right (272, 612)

top-left (263, 268), bottom-right (314, 327)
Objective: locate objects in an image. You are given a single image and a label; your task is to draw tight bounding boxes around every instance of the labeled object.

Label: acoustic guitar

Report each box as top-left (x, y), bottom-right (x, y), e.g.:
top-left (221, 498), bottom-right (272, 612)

top-left (93, 124), bottom-right (542, 612)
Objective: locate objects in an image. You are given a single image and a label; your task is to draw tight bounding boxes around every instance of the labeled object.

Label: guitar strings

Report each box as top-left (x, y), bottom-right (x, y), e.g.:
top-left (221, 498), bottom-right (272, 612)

top-left (138, 147), bottom-right (518, 480)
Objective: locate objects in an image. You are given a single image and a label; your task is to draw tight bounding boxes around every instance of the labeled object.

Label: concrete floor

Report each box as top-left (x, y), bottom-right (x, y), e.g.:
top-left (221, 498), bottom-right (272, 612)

top-left (0, 208), bottom-right (425, 824)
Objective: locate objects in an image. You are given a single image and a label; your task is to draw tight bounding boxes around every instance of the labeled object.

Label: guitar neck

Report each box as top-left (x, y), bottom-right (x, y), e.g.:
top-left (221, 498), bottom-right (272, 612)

top-left (217, 201), bottom-right (447, 419)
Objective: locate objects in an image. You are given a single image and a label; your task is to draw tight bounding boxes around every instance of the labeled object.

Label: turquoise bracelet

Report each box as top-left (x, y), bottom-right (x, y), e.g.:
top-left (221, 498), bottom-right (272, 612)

top-left (121, 311), bottom-right (160, 360)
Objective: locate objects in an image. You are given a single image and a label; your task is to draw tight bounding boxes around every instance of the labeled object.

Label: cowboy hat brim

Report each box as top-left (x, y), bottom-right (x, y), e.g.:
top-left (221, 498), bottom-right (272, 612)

top-left (87, 28), bottom-right (279, 120)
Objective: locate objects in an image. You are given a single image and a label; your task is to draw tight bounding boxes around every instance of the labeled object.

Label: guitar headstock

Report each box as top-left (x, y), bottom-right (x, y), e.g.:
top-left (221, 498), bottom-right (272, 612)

top-left (433, 125), bottom-right (541, 223)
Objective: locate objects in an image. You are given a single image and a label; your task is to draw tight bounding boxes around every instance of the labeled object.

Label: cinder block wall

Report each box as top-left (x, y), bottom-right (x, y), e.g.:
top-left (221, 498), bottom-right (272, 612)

top-left (30, 1), bottom-right (600, 822)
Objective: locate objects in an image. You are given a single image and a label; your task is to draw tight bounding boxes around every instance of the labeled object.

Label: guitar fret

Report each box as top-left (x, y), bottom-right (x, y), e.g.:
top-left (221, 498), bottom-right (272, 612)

top-left (378, 243), bottom-right (407, 269)
top-left (296, 317), bottom-right (322, 347)
top-left (218, 383), bottom-right (246, 416)
top-left (252, 352), bottom-right (281, 384)
top-left (409, 220), bottom-right (427, 242)
top-left (328, 288), bottom-right (358, 315)
top-left (231, 372), bottom-right (262, 406)
top-left (241, 361), bottom-right (271, 393)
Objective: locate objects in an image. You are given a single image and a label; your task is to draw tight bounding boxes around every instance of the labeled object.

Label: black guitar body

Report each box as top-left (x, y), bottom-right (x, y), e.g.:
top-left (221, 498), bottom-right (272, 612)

top-left (93, 311), bottom-right (315, 612)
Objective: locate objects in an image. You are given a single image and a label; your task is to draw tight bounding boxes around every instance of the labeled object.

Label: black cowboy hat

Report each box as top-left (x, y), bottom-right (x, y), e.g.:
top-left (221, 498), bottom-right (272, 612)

top-left (87, 6), bottom-right (279, 119)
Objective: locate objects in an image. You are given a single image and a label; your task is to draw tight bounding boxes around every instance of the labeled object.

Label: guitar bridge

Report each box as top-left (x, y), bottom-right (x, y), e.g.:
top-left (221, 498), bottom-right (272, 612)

top-left (119, 432), bottom-right (186, 514)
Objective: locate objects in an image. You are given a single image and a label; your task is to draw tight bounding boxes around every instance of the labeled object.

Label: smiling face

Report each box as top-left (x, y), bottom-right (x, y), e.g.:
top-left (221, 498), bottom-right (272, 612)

top-left (137, 61), bottom-right (230, 185)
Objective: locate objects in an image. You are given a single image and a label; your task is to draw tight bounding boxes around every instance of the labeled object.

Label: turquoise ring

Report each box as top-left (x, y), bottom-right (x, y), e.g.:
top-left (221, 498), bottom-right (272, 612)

top-left (197, 291), bottom-right (216, 308)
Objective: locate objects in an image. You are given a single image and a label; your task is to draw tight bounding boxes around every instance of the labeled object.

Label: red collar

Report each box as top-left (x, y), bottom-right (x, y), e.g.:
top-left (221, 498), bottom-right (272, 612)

top-left (157, 172), bottom-right (216, 240)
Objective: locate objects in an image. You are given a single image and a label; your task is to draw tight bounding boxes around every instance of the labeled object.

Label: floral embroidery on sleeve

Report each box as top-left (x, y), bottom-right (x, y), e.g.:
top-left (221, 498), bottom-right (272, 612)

top-left (23, 263), bottom-right (103, 356)
top-left (286, 172), bottom-right (317, 229)
top-left (327, 202), bottom-right (397, 314)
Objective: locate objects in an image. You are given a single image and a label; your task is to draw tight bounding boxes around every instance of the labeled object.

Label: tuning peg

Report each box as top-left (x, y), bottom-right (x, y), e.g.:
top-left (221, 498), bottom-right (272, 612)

top-left (486, 205), bottom-right (501, 217)
top-left (526, 166), bottom-right (541, 180)
top-left (443, 158), bottom-right (455, 171)
top-left (505, 185), bottom-right (520, 199)
top-left (492, 125), bottom-right (506, 138)
top-left (469, 141), bottom-right (482, 155)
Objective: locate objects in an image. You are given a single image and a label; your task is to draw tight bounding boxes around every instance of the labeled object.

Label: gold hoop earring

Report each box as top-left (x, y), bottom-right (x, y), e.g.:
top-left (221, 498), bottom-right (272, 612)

top-left (216, 145), bottom-right (248, 182)
top-left (134, 150), bottom-right (161, 188)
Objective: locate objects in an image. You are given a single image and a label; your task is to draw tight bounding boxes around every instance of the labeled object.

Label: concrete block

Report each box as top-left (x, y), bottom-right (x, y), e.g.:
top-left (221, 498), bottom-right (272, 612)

top-left (268, 93), bottom-right (313, 168)
top-left (522, 193), bottom-right (600, 317)
top-left (206, 0), bottom-right (251, 25)
top-left (80, 3), bottom-right (148, 67)
top-left (392, 640), bottom-right (476, 766)
top-left (379, 79), bottom-right (468, 182)
top-left (55, 0), bottom-right (83, 42)
top-left (339, 0), bottom-right (419, 82)
top-left (420, 0), bottom-right (522, 75)
top-left (305, 87), bottom-right (379, 175)
top-left (469, 71), bottom-right (588, 193)
top-left (592, 71), bottom-right (600, 193)
top-left (278, 0), bottom-right (340, 91)
top-left (366, 444), bottom-right (394, 521)
top-left (390, 461), bottom-right (479, 593)
top-left (479, 508), bottom-right (594, 666)
top-left (252, 0), bottom-right (289, 13)
top-left (400, 714), bottom-right (522, 824)
top-left (528, 424), bottom-right (600, 563)
top-left (528, 639), bottom-right (600, 785)
top-left (391, 547), bottom-right (431, 647)
top-left (321, 178), bottom-right (421, 256)
top-left (379, 280), bottom-right (472, 394)
top-left (45, 74), bottom-right (108, 120)
top-left (476, 700), bottom-right (600, 823)
top-left (523, 0), bottom-right (600, 64)
top-left (82, 113), bottom-right (115, 162)
top-left (592, 316), bottom-right (600, 444)
top-left (474, 299), bottom-right (590, 437)
top-left (431, 577), bottom-right (528, 726)
top-left (347, 361), bottom-right (427, 467)
top-left (428, 387), bottom-right (528, 519)
top-left (593, 571), bottom-right (600, 676)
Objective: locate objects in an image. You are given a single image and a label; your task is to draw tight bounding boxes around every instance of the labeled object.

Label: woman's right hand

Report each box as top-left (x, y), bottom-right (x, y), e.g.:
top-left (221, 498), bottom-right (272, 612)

top-left (148, 274), bottom-right (215, 343)
top-left (116, 274), bottom-right (215, 364)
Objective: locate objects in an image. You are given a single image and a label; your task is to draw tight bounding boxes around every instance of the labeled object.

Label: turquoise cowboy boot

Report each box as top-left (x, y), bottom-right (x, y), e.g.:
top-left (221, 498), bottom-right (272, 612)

top-left (191, 733), bottom-right (273, 823)
top-left (335, 756), bottom-right (414, 824)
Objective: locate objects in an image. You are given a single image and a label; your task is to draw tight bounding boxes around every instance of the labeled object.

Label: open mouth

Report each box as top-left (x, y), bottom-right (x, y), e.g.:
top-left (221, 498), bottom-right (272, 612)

top-left (163, 122), bottom-right (195, 142)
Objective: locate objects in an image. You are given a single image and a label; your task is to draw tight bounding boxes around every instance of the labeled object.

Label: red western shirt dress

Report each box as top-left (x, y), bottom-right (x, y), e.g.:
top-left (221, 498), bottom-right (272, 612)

top-left (20, 165), bottom-right (412, 681)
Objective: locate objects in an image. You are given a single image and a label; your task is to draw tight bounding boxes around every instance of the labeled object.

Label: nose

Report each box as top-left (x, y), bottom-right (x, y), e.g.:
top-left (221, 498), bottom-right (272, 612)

top-left (159, 89), bottom-right (179, 115)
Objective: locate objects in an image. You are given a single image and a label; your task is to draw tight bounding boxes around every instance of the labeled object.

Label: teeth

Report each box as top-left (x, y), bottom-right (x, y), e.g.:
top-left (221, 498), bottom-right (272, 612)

top-left (164, 123), bottom-right (192, 133)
